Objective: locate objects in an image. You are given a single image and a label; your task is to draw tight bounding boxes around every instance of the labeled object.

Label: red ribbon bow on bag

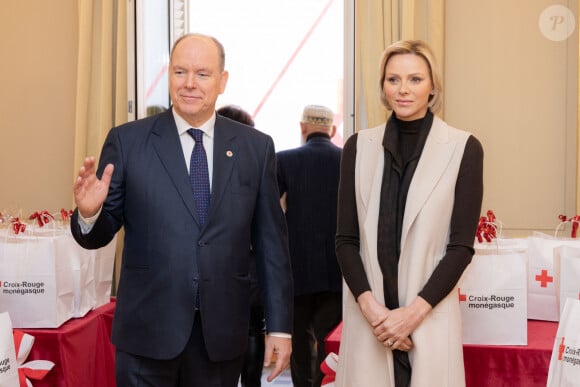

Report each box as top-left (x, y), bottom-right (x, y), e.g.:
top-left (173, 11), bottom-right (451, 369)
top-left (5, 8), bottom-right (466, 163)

top-left (476, 210), bottom-right (498, 243)
top-left (10, 218), bottom-right (27, 234)
top-left (60, 208), bottom-right (73, 221)
top-left (558, 214), bottom-right (580, 238)
top-left (320, 352), bottom-right (338, 386)
top-left (13, 329), bottom-right (55, 387)
top-left (28, 211), bottom-right (54, 228)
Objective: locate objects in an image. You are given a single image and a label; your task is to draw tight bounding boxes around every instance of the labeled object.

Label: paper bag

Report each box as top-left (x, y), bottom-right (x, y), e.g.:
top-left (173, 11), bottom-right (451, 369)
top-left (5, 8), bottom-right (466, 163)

top-left (0, 233), bottom-right (75, 328)
top-left (527, 233), bottom-right (580, 321)
top-left (547, 298), bottom-right (580, 386)
top-left (0, 312), bottom-right (19, 387)
top-left (54, 233), bottom-right (96, 318)
top-left (52, 229), bottom-right (116, 315)
top-left (458, 239), bottom-right (528, 345)
top-left (91, 235), bottom-right (117, 308)
top-left (22, 226), bottom-right (96, 318)
top-left (554, 245), bottom-right (580, 319)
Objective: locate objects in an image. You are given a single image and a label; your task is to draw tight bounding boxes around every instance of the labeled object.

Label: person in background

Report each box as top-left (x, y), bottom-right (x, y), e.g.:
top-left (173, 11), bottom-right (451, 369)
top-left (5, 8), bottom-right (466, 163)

top-left (217, 104), bottom-right (265, 387)
top-left (277, 105), bottom-right (343, 387)
top-left (70, 33), bottom-right (293, 387)
top-left (335, 39), bottom-right (484, 386)
top-left (146, 104), bottom-right (168, 117)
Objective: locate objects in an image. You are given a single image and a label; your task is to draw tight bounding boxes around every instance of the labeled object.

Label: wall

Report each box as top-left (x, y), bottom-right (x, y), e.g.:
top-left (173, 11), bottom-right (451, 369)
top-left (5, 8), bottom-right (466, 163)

top-left (0, 1), bottom-right (578, 233)
top-left (445, 0), bottom-right (578, 235)
top-left (0, 2), bottom-right (78, 217)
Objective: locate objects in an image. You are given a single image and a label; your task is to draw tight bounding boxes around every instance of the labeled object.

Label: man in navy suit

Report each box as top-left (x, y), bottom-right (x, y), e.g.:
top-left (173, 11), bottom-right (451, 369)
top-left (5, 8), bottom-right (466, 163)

top-left (276, 105), bottom-right (342, 387)
top-left (71, 33), bottom-right (293, 387)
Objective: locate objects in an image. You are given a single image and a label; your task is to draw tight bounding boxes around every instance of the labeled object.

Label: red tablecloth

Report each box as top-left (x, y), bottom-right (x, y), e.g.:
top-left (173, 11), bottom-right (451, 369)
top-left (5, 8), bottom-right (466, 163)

top-left (325, 319), bottom-right (558, 387)
top-left (21, 300), bottom-right (116, 387)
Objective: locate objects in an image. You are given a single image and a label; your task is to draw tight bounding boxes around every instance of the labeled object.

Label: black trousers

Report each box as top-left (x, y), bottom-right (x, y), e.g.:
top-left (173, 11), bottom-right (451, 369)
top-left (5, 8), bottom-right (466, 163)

top-left (291, 292), bottom-right (342, 387)
top-left (116, 313), bottom-right (244, 387)
top-left (240, 305), bottom-right (265, 387)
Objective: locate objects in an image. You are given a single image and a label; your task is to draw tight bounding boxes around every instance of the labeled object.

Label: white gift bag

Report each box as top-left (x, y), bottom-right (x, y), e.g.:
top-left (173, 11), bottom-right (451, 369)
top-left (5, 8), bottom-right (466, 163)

top-left (0, 233), bottom-right (75, 328)
top-left (54, 233), bottom-right (96, 318)
top-left (24, 225), bottom-right (96, 319)
top-left (52, 229), bottom-right (116, 315)
top-left (547, 298), bottom-right (580, 387)
top-left (554, 245), bottom-right (580, 319)
top-left (91, 235), bottom-right (117, 308)
top-left (0, 312), bottom-right (19, 387)
top-left (458, 239), bottom-right (528, 345)
top-left (527, 233), bottom-right (580, 322)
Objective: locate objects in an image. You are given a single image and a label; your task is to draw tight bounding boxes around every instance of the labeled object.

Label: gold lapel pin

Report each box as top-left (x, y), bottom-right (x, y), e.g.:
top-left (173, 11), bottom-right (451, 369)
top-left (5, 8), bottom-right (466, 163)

top-left (226, 150), bottom-right (233, 157)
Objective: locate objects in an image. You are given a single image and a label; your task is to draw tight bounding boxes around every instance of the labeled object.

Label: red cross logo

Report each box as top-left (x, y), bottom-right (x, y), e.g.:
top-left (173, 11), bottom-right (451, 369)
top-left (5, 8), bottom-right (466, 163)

top-left (558, 337), bottom-right (566, 360)
top-left (535, 269), bottom-right (553, 288)
top-left (458, 288), bottom-right (466, 302)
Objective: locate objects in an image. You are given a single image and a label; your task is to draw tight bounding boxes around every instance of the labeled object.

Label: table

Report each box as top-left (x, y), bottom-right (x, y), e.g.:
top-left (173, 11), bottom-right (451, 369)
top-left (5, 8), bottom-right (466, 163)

top-left (325, 320), bottom-right (558, 387)
top-left (21, 300), bottom-right (116, 387)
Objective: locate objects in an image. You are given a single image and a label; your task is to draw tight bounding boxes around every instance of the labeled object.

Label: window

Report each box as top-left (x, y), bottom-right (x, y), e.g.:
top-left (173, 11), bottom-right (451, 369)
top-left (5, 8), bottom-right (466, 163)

top-left (132, 0), bottom-right (348, 151)
top-left (133, 1), bottom-right (171, 119)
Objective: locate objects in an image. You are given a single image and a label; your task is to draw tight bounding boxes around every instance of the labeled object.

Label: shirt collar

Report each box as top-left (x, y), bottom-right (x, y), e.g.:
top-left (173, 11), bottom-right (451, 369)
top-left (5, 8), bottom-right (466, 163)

top-left (172, 109), bottom-right (216, 139)
top-left (306, 132), bottom-right (331, 142)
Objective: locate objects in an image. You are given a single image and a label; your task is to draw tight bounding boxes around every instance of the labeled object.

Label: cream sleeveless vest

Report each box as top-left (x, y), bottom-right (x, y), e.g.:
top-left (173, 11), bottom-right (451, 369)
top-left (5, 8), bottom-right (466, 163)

top-left (336, 116), bottom-right (470, 387)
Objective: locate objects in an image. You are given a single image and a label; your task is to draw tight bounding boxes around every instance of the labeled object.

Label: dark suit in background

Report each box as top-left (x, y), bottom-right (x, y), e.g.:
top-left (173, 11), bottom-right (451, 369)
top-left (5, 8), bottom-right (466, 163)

top-left (276, 105), bottom-right (343, 387)
top-left (71, 34), bottom-right (293, 387)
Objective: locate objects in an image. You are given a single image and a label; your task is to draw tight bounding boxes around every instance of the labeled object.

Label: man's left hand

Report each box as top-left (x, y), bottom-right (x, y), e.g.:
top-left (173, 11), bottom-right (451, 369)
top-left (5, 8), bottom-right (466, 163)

top-left (263, 335), bottom-right (291, 382)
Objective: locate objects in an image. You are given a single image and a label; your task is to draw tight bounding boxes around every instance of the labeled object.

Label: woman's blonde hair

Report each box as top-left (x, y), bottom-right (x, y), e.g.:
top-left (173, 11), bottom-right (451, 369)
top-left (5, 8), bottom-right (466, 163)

top-left (378, 39), bottom-right (443, 114)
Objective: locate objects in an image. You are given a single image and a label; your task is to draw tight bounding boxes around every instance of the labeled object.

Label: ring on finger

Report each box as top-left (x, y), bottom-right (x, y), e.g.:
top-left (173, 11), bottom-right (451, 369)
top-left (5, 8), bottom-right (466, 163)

top-left (386, 339), bottom-right (394, 347)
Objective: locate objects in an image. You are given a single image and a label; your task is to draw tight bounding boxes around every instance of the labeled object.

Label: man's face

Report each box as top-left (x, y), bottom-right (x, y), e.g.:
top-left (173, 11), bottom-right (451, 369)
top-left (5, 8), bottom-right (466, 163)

top-left (169, 36), bottom-right (229, 128)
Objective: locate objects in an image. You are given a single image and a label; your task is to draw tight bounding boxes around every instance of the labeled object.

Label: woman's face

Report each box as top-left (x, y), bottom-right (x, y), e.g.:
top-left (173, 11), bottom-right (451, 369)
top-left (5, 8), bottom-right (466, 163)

top-left (383, 53), bottom-right (433, 121)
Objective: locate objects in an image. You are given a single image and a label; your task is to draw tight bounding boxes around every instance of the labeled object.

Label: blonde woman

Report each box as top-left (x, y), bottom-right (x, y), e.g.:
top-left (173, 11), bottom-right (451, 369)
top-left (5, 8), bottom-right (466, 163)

top-left (335, 39), bottom-right (483, 386)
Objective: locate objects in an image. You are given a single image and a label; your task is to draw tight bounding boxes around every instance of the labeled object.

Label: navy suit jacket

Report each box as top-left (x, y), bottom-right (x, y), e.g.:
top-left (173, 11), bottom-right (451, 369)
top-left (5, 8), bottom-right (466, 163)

top-left (71, 109), bottom-right (293, 361)
top-left (276, 135), bottom-right (342, 295)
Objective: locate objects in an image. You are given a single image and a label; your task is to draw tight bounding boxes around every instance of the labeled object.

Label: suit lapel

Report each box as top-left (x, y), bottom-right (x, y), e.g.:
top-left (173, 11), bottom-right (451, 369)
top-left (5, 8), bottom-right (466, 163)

top-left (208, 116), bottom-right (238, 223)
top-left (150, 110), bottom-right (199, 223)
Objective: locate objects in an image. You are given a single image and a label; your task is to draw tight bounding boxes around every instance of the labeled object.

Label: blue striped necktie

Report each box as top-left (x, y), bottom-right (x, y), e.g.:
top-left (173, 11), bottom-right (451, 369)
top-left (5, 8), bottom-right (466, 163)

top-left (187, 128), bottom-right (210, 225)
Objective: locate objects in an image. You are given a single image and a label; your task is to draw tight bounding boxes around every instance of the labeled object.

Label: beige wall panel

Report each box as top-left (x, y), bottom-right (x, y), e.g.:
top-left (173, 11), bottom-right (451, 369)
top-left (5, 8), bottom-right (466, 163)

top-left (445, 0), bottom-right (578, 235)
top-left (0, 2), bottom-right (78, 216)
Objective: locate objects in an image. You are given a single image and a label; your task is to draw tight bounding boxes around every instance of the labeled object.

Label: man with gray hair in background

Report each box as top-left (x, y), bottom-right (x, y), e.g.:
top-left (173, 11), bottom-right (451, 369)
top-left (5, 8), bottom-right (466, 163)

top-left (276, 105), bottom-right (343, 387)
